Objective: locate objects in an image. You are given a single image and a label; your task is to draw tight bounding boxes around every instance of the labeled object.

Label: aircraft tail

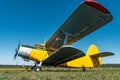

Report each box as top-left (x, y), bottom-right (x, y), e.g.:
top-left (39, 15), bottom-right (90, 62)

top-left (86, 45), bottom-right (100, 56)
top-left (86, 45), bottom-right (114, 67)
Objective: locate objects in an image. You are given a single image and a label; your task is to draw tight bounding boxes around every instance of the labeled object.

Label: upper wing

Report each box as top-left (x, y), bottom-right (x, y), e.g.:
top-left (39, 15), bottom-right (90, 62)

top-left (45, 1), bottom-right (113, 51)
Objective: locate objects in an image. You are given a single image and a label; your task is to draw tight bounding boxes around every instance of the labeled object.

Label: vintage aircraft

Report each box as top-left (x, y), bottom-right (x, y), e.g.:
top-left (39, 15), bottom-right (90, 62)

top-left (14, 0), bottom-right (114, 71)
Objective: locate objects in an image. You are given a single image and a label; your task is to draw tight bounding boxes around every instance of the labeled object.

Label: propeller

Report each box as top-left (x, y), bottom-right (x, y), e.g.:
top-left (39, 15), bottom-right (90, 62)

top-left (14, 42), bottom-right (21, 60)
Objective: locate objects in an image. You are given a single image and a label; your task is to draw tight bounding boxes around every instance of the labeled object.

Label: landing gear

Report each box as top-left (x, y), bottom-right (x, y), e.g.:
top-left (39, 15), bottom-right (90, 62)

top-left (82, 65), bottom-right (86, 72)
top-left (34, 66), bottom-right (42, 72)
top-left (32, 61), bottom-right (43, 72)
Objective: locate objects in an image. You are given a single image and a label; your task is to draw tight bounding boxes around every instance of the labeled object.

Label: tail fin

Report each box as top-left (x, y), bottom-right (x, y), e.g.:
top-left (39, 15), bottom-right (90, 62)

top-left (86, 45), bottom-right (114, 67)
top-left (86, 45), bottom-right (100, 56)
top-left (86, 45), bottom-right (102, 67)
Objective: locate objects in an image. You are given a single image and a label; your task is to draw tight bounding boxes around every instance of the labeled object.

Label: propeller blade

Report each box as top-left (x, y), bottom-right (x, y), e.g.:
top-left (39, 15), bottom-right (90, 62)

top-left (18, 42), bottom-right (20, 49)
top-left (14, 42), bottom-right (21, 60)
top-left (14, 51), bottom-right (18, 60)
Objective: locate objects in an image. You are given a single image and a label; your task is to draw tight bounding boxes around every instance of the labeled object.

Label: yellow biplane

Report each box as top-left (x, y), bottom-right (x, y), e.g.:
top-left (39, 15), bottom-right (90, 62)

top-left (14, 0), bottom-right (114, 71)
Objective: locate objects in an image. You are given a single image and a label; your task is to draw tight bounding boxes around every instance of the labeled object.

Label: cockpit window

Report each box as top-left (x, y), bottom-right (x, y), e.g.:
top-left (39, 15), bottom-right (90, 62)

top-left (33, 44), bottom-right (46, 50)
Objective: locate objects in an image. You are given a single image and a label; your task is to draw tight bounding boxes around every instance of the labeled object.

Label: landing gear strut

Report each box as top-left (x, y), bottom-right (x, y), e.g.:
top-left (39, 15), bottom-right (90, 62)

top-left (82, 65), bottom-right (86, 72)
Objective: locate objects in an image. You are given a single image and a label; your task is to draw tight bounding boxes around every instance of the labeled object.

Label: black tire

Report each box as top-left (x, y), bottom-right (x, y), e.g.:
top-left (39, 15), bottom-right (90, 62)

top-left (34, 67), bottom-right (42, 72)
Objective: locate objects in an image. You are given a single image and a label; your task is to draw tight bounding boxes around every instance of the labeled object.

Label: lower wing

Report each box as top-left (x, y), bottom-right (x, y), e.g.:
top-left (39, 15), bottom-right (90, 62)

top-left (43, 46), bottom-right (85, 66)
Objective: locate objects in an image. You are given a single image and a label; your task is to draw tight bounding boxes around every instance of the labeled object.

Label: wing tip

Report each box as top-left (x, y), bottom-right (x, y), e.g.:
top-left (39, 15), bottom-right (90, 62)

top-left (84, 0), bottom-right (111, 14)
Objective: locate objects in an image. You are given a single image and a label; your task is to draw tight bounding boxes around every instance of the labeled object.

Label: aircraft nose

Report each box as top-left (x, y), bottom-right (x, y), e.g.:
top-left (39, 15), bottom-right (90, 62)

top-left (18, 46), bottom-right (32, 59)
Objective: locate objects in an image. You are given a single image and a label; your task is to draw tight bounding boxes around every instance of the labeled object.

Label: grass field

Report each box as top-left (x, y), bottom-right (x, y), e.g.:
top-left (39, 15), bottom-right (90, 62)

top-left (0, 67), bottom-right (120, 80)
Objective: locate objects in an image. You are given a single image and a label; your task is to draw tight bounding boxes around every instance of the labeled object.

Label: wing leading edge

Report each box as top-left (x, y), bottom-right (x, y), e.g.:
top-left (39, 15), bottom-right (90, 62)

top-left (45, 1), bottom-right (113, 51)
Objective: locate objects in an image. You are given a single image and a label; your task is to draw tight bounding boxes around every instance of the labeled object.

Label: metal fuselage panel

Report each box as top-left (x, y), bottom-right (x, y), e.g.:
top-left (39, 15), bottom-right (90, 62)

top-left (18, 46), bottom-right (49, 62)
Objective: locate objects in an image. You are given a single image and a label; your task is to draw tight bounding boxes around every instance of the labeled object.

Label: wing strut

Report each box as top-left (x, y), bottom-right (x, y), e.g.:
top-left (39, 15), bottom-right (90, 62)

top-left (62, 31), bottom-right (73, 46)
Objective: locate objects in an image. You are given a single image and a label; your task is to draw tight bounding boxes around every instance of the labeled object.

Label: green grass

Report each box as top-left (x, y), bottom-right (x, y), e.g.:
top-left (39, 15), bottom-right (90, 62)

top-left (0, 67), bottom-right (120, 80)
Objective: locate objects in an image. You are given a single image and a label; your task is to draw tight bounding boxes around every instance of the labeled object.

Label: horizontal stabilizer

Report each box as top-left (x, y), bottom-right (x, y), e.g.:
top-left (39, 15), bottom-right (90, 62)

top-left (90, 52), bottom-right (114, 57)
top-left (43, 46), bottom-right (85, 66)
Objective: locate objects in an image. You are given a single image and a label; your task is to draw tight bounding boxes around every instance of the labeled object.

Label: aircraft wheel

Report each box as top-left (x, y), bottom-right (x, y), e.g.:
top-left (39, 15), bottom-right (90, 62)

top-left (34, 67), bottom-right (42, 72)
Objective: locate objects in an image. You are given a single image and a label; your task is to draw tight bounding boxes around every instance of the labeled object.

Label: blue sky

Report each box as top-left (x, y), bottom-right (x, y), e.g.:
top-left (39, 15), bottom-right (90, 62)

top-left (0, 0), bottom-right (119, 65)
